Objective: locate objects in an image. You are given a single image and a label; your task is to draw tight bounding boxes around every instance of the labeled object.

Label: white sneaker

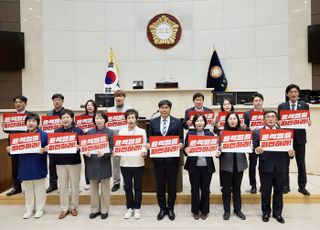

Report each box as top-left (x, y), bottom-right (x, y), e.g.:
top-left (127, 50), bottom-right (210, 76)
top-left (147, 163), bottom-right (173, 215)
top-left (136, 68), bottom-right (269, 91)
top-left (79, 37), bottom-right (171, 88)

top-left (84, 184), bottom-right (90, 191)
top-left (124, 208), bottom-right (133, 219)
top-left (23, 211), bottom-right (33, 219)
top-left (134, 209), bottom-right (141, 219)
top-left (34, 210), bottom-right (44, 219)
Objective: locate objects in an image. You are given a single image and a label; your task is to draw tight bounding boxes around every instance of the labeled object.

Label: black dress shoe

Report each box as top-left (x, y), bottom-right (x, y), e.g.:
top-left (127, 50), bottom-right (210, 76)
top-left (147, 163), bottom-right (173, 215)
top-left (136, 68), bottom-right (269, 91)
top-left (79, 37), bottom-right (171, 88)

top-left (223, 211), bottom-right (230, 220)
top-left (89, 212), bottom-right (100, 219)
top-left (157, 209), bottom-right (166, 220)
top-left (200, 213), bottom-right (207, 220)
top-left (111, 184), bottom-right (120, 192)
top-left (6, 188), bottom-right (22, 196)
top-left (283, 186), bottom-right (290, 194)
top-left (250, 186), bottom-right (257, 194)
top-left (46, 186), bottom-right (58, 193)
top-left (168, 209), bottom-right (175, 221)
top-left (193, 214), bottom-right (200, 220)
top-left (262, 214), bottom-right (270, 222)
top-left (234, 211), bottom-right (246, 220)
top-left (101, 213), bottom-right (108, 219)
top-left (273, 215), bottom-right (285, 224)
top-left (298, 187), bottom-right (310, 196)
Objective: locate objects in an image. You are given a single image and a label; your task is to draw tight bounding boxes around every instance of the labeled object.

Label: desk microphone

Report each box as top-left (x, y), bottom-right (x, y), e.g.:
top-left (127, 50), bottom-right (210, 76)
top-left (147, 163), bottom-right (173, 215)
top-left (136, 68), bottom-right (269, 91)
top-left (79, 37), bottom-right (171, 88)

top-left (151, 110), bottom-right (160, 119)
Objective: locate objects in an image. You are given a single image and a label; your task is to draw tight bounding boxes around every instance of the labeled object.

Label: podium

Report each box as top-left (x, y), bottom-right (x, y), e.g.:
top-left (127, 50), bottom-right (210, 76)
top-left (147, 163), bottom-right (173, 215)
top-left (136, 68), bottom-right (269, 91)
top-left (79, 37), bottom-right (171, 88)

top-left (137, 119), bottom-right (184, 193)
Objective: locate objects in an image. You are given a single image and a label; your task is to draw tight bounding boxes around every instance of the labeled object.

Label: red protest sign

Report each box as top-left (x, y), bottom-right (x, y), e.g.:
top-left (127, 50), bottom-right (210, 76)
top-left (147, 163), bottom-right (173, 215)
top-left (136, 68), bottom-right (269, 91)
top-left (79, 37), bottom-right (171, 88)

top-left (10, 132), bottom-right (41, 154)
top-left (149, 136), bottom-right (180, 158)
top-left (75, 115), bottom-right (95, 133)
top-left (260, 129), bottom-right (293, 151)
top-left (78, 134), bottom-right (109, 154)
top-left (217, 112), bottom-right (244, 130)
top-left (220, 130), bottom-right (252, 153)
top-left (280, 110), bottom-right (310, 129)
top-left (249, 111), bottom-right (264, 130)
top-left (47, 132), bottom-right (77, 154)
top-left (114, 135), bottom-right (143, 157)
top-left (41, 115), bottom-right (62, 133)
top-left (187, 135), bottom-right (218, 157)
top-left (3, 113), bottom-right (27, 131)
top-left (188, 111), bottom-right (214, 129)
top-left (106, 112), bottom-right (127, 130)
top-left (237, 112), bottom-right (245, 125)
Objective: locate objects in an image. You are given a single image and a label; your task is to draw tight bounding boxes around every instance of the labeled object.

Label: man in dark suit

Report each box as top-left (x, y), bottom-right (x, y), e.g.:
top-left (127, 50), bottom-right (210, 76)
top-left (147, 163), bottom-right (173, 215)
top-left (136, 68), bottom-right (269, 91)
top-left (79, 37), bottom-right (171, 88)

top-left (253, 110), bottom-right (295, 224)
top-left (46, 93), bottom-right (65, 193)
top-left (244, 93), bottom-right (264, 194)
top-left (183, 92), bottom-right (212, 129)
top-left (148, 100), bottom-right (183, 221)
top-left (1, 95), bottom-right (30, 196)
top-left (277, 84), bottom-right (312, 195)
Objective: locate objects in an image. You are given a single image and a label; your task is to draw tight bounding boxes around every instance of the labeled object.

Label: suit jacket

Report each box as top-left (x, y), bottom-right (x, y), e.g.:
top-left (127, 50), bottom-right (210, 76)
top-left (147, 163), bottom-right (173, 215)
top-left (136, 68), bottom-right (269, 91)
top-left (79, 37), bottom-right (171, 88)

top-left (277, 101), bottom-right (309, 144)
top-left (253, 127), bottom-right (288, 173)
top-left (86, 126), bottom-right (114, 180)
top-left (183, 129), bottom-right (216, 174)
top-left (219, 130), bottom-right (248, 173)
top-left (183, 106), bottom-right (212, 129)
top-left (148, 115), bottom-right (183, 165)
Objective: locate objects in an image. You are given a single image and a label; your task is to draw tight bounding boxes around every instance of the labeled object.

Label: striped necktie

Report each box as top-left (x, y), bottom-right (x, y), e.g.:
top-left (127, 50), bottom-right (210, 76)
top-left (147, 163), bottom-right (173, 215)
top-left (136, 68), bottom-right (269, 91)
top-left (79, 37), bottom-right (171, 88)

top-left (162, 119), bottom-right (167, 135)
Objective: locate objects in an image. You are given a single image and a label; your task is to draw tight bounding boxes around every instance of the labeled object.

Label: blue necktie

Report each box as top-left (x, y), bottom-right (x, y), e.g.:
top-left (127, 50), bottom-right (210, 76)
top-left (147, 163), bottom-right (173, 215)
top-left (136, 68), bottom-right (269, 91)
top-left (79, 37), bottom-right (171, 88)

top-left (291, 104), bottom-right (295, 111)
top-left (162, 119), bottom-right (167, 135)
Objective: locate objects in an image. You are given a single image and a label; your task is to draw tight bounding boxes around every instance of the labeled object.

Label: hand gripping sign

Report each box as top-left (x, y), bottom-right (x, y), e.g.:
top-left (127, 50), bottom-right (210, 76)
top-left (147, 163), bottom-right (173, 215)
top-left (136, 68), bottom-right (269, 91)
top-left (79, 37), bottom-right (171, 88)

top-left (78, 134), bottom-right (110, 155)
top-left (220, 130), bottom-right (252, 153)
top-left (114, 135), bottom-right (144, 157)
top-left (187, 135), bottom-right (218, 157)
top-left (106, 112), bottom-right (127, 131)
top-left (41, 115), bottom-right (62, 133)
top-left (188, 111), bottom-right (214, 129)
top-left (47, 132), bottom-right (77, 154)
top-left (10, 132), bottom-right (41, 154)
top-left (149, 136), bottom-right (180, 158)
top-left (3, 113), bottom-right (28, 131)
top-left (260, 129), bottom-right (293, 152)
top-left (279, 110), bottom-right (310, 129)
top-left (75, 115), bottom-right (95, 133)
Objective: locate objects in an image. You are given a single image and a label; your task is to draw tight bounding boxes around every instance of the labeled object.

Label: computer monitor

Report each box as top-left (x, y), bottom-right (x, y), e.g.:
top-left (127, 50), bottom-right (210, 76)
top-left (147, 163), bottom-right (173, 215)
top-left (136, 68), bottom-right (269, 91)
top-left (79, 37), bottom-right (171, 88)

top-left (95, 93), bottom-right (114, 107)
top-left (212, 91), bottom-right (237, 105)
top-left (237, 91), bottom-right (258, 105)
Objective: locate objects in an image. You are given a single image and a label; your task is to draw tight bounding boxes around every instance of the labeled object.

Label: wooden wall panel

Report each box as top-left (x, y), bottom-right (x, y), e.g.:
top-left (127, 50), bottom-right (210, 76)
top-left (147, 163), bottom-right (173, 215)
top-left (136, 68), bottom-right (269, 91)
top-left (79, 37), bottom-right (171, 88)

top-left (0, 138), bottom-right (12, 193)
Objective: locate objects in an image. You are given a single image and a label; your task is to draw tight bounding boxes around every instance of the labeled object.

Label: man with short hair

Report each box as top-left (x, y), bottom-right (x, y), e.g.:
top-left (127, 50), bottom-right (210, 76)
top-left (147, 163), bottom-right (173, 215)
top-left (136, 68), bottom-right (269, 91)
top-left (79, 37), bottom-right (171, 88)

top-left (1, 95), bottom-right (29, 196)
top-left (46, 93), bottom-right (65, 193)
top-left (278, 84), bottom-right (312, 195)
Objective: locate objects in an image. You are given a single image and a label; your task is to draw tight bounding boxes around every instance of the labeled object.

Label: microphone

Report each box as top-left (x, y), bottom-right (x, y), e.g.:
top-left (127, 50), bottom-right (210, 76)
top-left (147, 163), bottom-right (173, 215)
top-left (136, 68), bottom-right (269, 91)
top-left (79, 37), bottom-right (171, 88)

top-left (151, 110), bottom-right (160, 119)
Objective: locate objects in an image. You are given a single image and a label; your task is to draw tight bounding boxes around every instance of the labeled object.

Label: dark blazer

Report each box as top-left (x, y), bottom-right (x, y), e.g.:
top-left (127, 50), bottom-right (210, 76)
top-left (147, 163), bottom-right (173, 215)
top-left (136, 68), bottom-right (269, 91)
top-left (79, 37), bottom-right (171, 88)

top-left (277, 101), bottom-right (309, 144)
top-left (86, 127), bottom-right (114, 180)
top-left (18, 129), bottom-right (48, 180)
top-left (47, 107), bottom-right (65, 116)
top-left (183, 107), bottom-right (212, 129)
top-left (148, 115), bottom-right (183, 165)
top-left (219, 130), bottom-right (248, 173)
top-left (183, 129), bottom-right (216, 174)
top-left (253, 127), bottom-right (288, 173)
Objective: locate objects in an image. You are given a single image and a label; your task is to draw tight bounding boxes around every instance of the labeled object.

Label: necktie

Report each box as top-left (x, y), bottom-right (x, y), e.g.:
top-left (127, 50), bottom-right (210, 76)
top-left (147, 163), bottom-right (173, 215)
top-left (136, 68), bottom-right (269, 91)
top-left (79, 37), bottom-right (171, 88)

top-left (291, 104), bottom-right (295, 111)
top-left (162, 119), bottom-right (167, 135)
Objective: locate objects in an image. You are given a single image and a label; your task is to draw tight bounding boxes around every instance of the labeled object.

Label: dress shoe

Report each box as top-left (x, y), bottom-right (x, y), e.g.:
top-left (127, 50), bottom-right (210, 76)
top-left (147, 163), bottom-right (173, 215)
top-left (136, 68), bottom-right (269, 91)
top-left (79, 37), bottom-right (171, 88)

top-left (283, 186), bottom-right (290, 194)
top-left (200, 213), bottom-right (207, 220)
top-left (298, 187), bottom-right (310, 196)
top-left (193, 214), bottom-right (200, 220)
top-left (111, 184), bottom-right (120, 192)
top-left (262, 214), bottom-right (270, 222)
top-left (168, 209), bottom-right (175, 221)
top-left (223, 211), bottom-right (230, 220)
top-left (273, 215), bottom-right (285, 224)
top-left (89, 212), bottom-right (100, 219)
top-left (250, 186), bottom-right (257, 194)
top-left (101, 213), bottom-right (108, 219)
top-left (6, 188), bottom-right (22, 196)
top-left (58, 210), bottom-right (69, 219)
top-left (234, 211), bottom-right (246, 220)
top-left (157, 209), bottom-right (166, 220)
top-left (46, 186), bottom-right (57, 194)
top-left (70, 209), bottom-right (78, 216)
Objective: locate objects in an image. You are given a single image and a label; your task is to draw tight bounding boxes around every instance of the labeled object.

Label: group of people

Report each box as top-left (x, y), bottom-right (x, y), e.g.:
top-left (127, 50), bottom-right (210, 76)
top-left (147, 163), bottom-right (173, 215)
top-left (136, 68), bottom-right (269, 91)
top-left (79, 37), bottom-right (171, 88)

top-left (1, 84), bottom-right (311, 224)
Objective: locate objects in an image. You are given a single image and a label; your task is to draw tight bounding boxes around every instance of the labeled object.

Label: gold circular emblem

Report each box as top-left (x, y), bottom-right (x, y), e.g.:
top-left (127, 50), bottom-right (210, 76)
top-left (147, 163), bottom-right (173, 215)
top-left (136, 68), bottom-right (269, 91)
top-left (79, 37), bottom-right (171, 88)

top-left (147, 14), bottom-right (182, 49)
top-left (210, 66), bottom-right (222, 78)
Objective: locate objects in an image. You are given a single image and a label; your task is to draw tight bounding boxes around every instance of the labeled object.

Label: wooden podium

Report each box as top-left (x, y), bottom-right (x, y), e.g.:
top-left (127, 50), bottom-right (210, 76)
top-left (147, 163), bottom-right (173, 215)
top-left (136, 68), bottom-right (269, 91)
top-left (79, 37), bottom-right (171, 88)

top-left (138, 119), bottom-right (184, 193)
